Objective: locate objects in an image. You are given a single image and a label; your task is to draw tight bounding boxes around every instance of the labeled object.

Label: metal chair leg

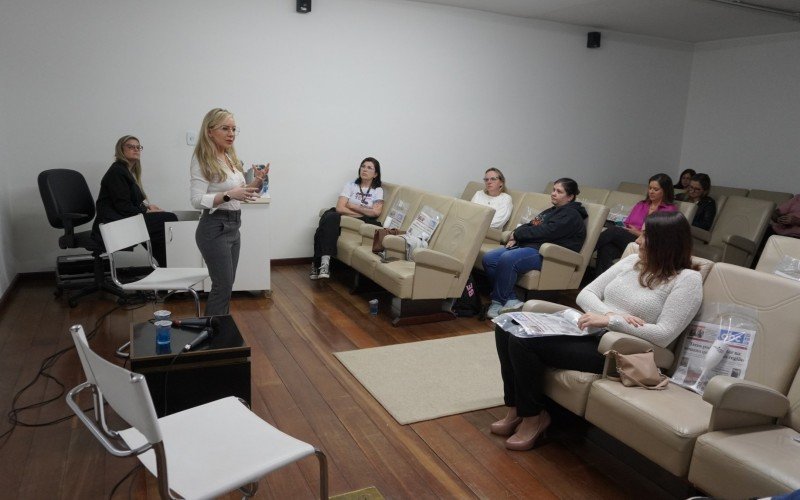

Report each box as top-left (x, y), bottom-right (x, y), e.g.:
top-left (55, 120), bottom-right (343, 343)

top-left (315, 449), bottom-right (329, 499)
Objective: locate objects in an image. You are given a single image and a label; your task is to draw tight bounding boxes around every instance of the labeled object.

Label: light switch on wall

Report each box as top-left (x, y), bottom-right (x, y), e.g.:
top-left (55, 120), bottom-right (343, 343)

top-left (186, 131), bottom-right (197, 146)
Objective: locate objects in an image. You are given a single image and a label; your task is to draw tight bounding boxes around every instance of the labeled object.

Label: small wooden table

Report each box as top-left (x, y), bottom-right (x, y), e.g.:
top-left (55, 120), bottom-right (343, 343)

top-left (129, 315), bottom-right (251, 416)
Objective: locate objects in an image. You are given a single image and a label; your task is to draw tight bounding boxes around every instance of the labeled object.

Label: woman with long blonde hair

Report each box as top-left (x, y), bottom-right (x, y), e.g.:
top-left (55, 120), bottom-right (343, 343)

top-left (189, 108), bottom-right (267, 315)
top-left (93, 135), bottom-right (177, 267)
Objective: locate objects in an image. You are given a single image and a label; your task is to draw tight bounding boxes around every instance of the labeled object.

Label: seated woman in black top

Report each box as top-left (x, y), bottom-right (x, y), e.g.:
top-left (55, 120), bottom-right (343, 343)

top-left (675, 173), bottom-right (716, 231)
top-left (92, 135), bottom-right (177, 267)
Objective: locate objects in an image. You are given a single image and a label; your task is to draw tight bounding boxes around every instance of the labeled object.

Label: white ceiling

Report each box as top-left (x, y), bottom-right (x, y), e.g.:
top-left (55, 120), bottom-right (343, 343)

top-left (402, 0), bottom-right (800, 43)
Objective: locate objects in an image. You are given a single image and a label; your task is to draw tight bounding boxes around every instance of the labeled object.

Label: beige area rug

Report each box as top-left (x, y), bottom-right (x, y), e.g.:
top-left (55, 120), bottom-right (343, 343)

top-left (334, 332), bottom-right (503, 425)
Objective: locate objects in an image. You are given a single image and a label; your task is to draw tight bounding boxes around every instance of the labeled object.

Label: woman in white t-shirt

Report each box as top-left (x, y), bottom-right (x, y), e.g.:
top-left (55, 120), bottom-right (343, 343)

top-left (311, 157), bottom-right (384, 280)
top-left (471, 167), bottom-right (513, 229)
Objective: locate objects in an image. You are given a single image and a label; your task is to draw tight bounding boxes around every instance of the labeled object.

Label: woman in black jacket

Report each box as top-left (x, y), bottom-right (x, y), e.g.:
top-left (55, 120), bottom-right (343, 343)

top-left (483, 178), bottom-right (587, 318)
top-left (92, 135), bottom-right (177, 266)
top-left (675, 173), bottom-right (716, 231)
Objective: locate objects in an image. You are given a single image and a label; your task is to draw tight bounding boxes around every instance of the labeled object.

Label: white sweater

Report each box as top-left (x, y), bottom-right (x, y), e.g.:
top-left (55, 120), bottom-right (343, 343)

top-left (576, 255), bottom-right (703, 348)
top-left (470, 190), bottom-right (513, 229)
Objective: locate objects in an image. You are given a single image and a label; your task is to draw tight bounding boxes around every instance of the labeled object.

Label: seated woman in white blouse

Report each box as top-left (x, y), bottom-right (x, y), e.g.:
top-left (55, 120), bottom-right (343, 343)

top-left (471, 167), bottom-right (513, 229)
top-left (491, 211), bottom-right (703, 451)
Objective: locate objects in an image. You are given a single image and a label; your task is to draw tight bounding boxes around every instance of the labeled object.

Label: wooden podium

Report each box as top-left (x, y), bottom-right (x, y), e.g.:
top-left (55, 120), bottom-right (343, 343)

top-left (129, 315), bottom-right (251, 416)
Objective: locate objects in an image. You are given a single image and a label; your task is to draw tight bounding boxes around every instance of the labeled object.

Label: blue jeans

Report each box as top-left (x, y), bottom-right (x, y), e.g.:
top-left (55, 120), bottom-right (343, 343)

top-left (482, 246), bottom-right (542, 303)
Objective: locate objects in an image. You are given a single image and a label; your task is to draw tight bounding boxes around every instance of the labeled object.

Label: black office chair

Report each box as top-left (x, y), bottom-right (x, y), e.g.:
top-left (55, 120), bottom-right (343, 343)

top-left (38, 169), bottom-right (128, 307)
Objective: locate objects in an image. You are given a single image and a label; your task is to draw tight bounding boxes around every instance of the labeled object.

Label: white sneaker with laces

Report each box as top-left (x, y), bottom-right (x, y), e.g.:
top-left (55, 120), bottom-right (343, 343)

top-left (318, 262), bottom-right (330, 279)
top-left (500, 299), bottom-right (524, 314)
top-left (309, 263), bottom-right (320, 280)
top-left (486, 301), bottom-right (503, 319)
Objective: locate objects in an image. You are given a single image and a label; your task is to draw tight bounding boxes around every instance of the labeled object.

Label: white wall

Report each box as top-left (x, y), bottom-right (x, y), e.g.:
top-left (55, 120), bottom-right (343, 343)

top-left (1, 0), bottom-right (694, 272)
top-left (680, 32), bottom-right (800, 192)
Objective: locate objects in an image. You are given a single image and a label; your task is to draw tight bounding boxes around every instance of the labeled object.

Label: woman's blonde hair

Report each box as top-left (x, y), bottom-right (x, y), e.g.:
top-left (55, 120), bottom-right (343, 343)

top-left (192, 108), bottom-right (242, 182)
top-left (114, 135), bottom-right (146, 198)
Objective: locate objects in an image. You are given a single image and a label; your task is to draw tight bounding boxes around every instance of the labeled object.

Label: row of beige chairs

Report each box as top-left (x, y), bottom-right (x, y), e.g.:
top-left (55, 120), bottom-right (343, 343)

top-left (521, 242), bottom-right (800, 498)
top-left (333, 182), bottom-right (494, 325)
top-left (617, 180), bottom-right (794, 206)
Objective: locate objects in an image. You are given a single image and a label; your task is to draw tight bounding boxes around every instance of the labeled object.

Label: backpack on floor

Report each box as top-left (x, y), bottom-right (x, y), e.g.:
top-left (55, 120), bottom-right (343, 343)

top-left (452, 274), bottom-right (484, 318)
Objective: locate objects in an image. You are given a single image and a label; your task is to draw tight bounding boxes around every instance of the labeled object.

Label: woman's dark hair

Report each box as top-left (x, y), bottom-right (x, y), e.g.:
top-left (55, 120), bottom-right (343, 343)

top-left (674, 168), bottom-right (696, 189)
top-left (637, 211), bottom-right (696, 288)
top-left (643, 173), bottom-right (675, 204)
top-left (691, 173), bottom-right (711, 196)
top-left (354, 157), bottom-right (381, 188)
top-left (553, 177), bottom-right (580, 201)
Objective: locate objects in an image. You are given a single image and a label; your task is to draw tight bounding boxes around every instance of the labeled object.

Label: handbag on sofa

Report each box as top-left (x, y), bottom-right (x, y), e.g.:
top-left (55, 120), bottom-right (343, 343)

top-left (604, 349), bottom-right (669, 390)
top-left (372, 228), bottom-right (406, 254)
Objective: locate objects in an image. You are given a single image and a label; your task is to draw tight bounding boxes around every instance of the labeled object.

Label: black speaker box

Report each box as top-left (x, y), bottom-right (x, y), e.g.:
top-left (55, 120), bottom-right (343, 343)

top-left (297, 0), bottom-right (311, 13)
top-left (587, 31), bottom-right (601, 48)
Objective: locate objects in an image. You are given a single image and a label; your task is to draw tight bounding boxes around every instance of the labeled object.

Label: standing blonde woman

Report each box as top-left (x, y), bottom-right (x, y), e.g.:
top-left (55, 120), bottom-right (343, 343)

top-left (189, 108), bottom-right (266, 315)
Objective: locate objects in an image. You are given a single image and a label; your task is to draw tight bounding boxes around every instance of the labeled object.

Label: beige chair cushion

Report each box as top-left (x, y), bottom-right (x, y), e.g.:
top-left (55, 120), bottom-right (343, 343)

top-left (689, 426), bottom-right (800, 497)
top-left (747, 189), bottom-right (794, 205)
top-left (693, 195), bottom-right (774, 267)
top-left (709, 185), bottom-right (749, 201)
top-left (460, 181), bottom-right (483, 201)
top-left (755, 235), bottom-right (800, 276)
top-left (676, 200), bottom-right (697, 223)
top-left (576, 186), bottom-right (611, 206)
top-left (617, 181), bottom-right (648, 195)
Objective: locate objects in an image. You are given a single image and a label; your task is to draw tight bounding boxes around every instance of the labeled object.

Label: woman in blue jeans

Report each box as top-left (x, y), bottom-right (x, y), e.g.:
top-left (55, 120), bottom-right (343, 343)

top-left (484, 178), bottom-right (587, 318)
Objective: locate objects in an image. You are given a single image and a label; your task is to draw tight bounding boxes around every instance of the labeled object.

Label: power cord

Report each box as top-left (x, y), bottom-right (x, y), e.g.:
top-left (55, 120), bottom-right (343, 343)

top-left (0, 301), bottom-right (145, 451)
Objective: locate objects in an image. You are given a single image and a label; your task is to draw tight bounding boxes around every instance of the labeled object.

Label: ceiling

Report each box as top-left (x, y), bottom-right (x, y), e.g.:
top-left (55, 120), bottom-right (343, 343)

top-left (403, 0), bottom-right (800, 43)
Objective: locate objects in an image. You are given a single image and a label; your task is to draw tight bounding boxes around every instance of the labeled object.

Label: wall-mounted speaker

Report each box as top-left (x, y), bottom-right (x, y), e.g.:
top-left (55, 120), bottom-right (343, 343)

top-left (587, 31), bottom-right (601, 48)
top-left (297, 0), bottom-right (311, 13)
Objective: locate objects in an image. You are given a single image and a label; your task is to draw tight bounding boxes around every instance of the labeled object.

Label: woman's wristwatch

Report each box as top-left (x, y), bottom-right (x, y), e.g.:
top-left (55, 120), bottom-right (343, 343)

top-left (223, 192), bottom-right (231, 202)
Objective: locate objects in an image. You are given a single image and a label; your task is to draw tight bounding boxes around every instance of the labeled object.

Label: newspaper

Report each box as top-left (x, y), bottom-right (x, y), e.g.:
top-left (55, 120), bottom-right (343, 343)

top-left (492, 309), bottom-right (600, 339)
top-left (516, 206), bottom-right (540, 228)
top-left (607, 204), bottom-right (631, 225)
top-left (383, 199), bottom-right (410, 229)
top-left (670, 319), bottom-right (756, 394)
top-left (405, 205), bottom-right (443, 243)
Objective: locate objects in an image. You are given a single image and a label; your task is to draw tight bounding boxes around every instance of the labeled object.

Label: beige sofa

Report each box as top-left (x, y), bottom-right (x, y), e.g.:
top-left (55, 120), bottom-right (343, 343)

top-left (755, 235), bottom-right (800, 276)
top-left (747, 189), bottom-right (793, 205)
top-left (583, 262), bottom-right (800, 478)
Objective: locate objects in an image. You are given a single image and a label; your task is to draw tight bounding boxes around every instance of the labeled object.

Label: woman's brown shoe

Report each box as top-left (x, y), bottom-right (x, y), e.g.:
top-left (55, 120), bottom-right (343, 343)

top-left (490, 416), bottom-right (522, 436)
top-left (505, 411), bottom-right (551, 451)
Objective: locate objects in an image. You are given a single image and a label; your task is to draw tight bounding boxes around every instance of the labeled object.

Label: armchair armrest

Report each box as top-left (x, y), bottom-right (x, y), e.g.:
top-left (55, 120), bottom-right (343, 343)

top-left (598, 331), bottom-right (674, 369)
top-left (485, 227), bottom-right (503, 243)
top-left (340, 216), bottom-right (365, 231)
top-left (703, 376), bottom-right (790, 431)
top-left (501, 230), bottom-right (513, 244)
top-left (521, 300), bottom-right (570, 314)
top-left (691, 226), bottom-right (711, 243)
top-left (539, 244), bottom-right (582, 267)
top-left (723, 234), bottom-right (756, 254)
top-left (359, 223), bottom-right (382, 237)
top-left (413, 248), bottom-right (462, 274)
top-left (383, 234), bottom-right (406, 253)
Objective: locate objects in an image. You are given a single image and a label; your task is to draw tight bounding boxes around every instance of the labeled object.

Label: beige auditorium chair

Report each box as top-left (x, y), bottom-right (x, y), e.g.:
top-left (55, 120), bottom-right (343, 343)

top-left (333, 182), bottom-right (400, 266)
top-left (604, 190), bottom-right (642, 221)
top-left (350, 190), bottom-right (448, 281)
top-left (523, 243), bottom-right (714, 416)
top-left (688, 364), bottom-right (800, 498)
top-left (460, 181), bottom-right (483, 201)
top-left (371, 199), bottom-right (493, 325)
top-left (583, 262), bottom-right (800, 478)
top-left (755, 234), bottom-right (800, 276)
top-left (675, 200), bottom-right (698, 225)
top-left (747, 189), bottom-right (793, 206)
top-left (617, 181), bottom-right (648, 195)
top-left (514, 201), bottom-right (609, 296)
top-left (708, 184), bottom-right (748, 201)
top-left (575, 186), bottom-right (611, 206)
top-left (692, 195), bottom-right (774, 267)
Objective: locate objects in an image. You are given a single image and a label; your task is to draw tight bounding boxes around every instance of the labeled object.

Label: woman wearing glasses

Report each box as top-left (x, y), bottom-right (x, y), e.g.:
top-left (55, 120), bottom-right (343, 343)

top-left (675, 173), bottom-right (716, 231)
top-left (310, 157), bottom-right (384, 280)
top-left (471, 167), bottom-right (513, 229)
top-left (93, 135), bottom-right (177, 267)
top-left (190, 108), bottom-right (266, 315)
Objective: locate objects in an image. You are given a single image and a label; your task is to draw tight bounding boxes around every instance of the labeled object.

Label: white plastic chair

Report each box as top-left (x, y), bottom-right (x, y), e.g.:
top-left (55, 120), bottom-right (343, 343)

top-left (98, 214), bottom-right (209, 316)
top-left (65, 324), bottom-right (329, 499)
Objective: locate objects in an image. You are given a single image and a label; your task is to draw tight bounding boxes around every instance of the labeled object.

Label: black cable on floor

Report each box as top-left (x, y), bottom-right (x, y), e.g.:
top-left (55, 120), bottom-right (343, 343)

top-left (108, 463), bottom-right (142, 500)
top-left (0, 301), bottom-right (145, 450)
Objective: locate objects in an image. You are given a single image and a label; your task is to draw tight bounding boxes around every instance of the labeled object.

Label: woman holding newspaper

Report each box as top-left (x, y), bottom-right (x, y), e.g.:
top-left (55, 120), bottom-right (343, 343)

top-left (492, 211), bottom-right (703, 451)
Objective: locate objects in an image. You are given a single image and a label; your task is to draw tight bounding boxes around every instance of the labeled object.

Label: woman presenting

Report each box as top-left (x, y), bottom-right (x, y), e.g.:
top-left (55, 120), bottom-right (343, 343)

top-left (492, 211), bottom-right (702, 450)
top-left (93, 135), bottom-right (177, 267)
top-left (189, 108), bottom-right (266, 316)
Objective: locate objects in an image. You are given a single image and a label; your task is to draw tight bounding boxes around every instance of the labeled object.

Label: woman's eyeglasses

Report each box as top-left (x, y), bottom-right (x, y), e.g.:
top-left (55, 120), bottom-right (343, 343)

top-left (483, 176), bottom-right (500, 182)
top-left (216, 126), bottom-right (240, 136)
top-left (124, 145), bottom-right (144, 151)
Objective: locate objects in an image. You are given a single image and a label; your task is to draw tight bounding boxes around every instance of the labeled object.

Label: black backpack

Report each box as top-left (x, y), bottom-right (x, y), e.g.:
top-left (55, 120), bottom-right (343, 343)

top-left (452, 274), bottom-right (484, 318)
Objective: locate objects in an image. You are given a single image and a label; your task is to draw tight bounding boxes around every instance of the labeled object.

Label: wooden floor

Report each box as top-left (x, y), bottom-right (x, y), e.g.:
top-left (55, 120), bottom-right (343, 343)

top-left (0, 265), bottom-right (678, 499)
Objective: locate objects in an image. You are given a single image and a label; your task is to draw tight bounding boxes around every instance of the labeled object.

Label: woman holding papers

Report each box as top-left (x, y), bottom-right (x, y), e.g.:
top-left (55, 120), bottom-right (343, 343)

top-left (189, 108), bottom-right (266, 316)
top-left (310, 157), bottom-right (384, 280)
top-left (492, 211), bottom-right (703, 451)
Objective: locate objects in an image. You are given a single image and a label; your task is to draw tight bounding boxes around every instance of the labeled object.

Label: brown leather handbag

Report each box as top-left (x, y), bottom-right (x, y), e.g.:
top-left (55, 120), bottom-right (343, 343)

top-left (604, 349), bottom-right (669, 390)
top-left (372, 228), bottom-right (406, 254)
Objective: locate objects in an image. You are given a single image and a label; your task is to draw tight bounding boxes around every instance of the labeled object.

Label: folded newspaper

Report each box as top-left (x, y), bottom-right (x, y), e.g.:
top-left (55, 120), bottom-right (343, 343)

top-left (492, 309), bottom-right (601, 338)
